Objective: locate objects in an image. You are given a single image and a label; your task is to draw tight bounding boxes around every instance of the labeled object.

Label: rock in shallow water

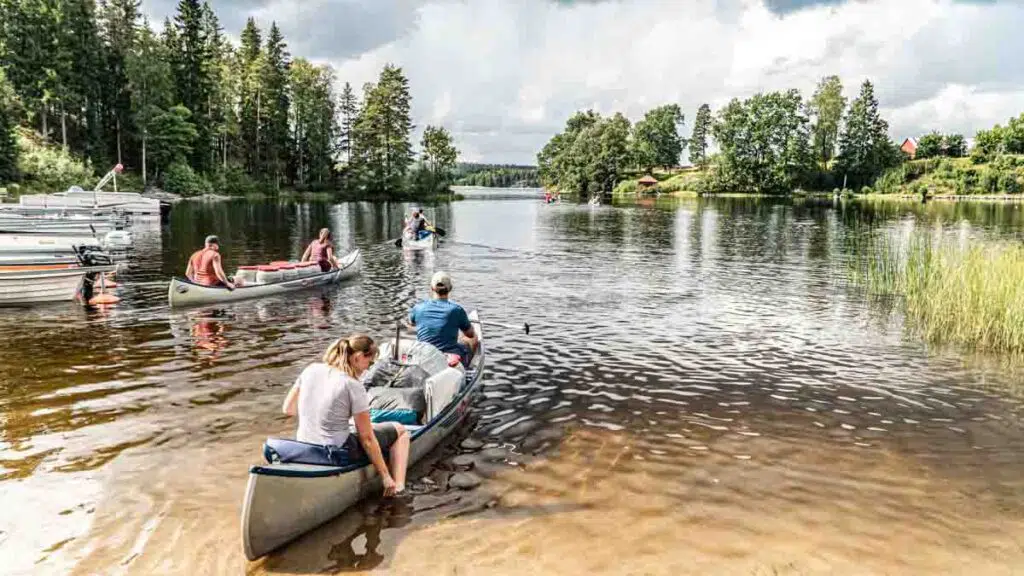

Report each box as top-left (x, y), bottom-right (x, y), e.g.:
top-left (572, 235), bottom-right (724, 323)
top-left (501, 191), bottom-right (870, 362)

top-left (449, 472), bottom-right (482, 490)
top-left (460, 438), bottom-right (484, 450)
top-left (480, 447), bottom-right (507, 462)
top-left (451, 454), bottom-right (476, 469)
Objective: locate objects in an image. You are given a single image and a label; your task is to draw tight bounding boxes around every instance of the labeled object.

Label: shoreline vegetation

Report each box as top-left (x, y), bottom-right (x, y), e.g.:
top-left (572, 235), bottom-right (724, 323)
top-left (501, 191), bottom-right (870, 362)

top-left (537, 74), bottom-right (1024, 203)
top-left (847, 230), bottom-right (1024, 356)
top-left (0, 0), bottom-right (459, 202)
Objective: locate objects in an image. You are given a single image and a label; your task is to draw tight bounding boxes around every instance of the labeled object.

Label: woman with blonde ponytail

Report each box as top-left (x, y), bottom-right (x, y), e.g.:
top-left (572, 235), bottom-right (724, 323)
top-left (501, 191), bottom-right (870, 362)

top-left (282, 334), bottom-right (410, 496)
top-left (300, 227), bottom-right (339, 273)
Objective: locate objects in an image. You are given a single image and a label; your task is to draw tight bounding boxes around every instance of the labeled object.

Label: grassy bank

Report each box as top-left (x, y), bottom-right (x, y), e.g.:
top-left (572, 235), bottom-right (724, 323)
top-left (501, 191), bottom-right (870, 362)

top-left (871, 155), bottom-right (1024, 197)
top-left (612, 169), bottom-right (706, 199)
top-left (848, 231), bottom-right (1024, 355)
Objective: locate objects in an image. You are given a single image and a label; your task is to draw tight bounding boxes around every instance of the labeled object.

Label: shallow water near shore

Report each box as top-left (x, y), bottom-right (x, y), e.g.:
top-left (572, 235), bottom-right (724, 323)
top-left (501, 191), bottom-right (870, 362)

top-left (2, 193), bottom-right (1024, 575)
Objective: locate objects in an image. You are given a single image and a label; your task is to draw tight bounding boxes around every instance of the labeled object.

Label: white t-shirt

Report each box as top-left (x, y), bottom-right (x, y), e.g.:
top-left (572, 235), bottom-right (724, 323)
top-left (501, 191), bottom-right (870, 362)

top-left (294, 362), bottom-right (370, 446)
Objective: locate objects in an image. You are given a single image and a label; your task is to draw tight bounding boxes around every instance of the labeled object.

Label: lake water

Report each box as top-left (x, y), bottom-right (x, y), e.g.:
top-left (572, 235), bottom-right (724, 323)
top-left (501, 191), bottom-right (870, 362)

top-left (2, 192), bottom-right (1024, 575)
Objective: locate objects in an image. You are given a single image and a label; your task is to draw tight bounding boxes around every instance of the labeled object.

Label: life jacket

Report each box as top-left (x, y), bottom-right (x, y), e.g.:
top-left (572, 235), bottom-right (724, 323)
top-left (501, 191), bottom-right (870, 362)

top-left (189, 248), bottom-right (220, 286)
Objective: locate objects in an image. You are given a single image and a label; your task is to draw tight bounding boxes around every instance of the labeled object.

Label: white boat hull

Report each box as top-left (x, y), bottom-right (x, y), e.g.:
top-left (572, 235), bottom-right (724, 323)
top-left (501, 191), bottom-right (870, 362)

top-left (402, 233), bottom-right (437, 251)
top-left (0, 222), bottom-right (115, 235)
top-left (167, 249), bottom-right (362, 308)
top-left (18, 191), bottom-right (164, 217)
top-left (0, 233), bottom-right (103, 255)
top-left (0, 265), bottom-right (117, 305)
top-left (0, 253), bottom-right (81, 266)
top-left (240, 311), bottom-right (484, 560)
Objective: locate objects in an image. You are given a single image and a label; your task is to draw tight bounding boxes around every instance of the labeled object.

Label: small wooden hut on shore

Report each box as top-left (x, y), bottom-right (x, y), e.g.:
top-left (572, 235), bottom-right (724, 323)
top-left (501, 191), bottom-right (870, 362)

top-left (638, 175), bottom-right (658, 193)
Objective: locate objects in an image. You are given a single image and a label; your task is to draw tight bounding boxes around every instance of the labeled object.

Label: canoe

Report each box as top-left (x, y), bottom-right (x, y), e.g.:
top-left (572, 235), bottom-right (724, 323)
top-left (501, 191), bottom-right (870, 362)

top-left (0, 263), bottom-right (118, 305)
top-left (167, 249), bottom-right (362, 308)
top-left (401, 232), bottom-right (437, 251)
top-left (241, 310), bottom-right (486, 560)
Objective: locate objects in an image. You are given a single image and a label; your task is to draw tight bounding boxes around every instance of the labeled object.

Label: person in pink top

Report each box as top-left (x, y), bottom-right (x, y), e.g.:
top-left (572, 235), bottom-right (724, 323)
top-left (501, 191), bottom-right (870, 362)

top-left (301, 228), bottom-right (340, 272)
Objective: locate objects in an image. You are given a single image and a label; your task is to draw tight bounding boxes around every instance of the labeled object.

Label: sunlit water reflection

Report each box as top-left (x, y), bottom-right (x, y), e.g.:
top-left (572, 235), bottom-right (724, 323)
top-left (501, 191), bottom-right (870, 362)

top-left (1, 195), bottom-right (1023, 575)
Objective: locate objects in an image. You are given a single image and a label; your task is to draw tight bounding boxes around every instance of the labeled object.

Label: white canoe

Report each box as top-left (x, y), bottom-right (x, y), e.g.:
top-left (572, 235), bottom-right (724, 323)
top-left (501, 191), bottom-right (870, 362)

top-left (241, 311), bottom-right (485, 560)
top-left (0, 264), bottom-right (118, 305)
top-left (401, 232), bottom-right (437, 251)
top-left (167, 249), bottom-right (362, 308)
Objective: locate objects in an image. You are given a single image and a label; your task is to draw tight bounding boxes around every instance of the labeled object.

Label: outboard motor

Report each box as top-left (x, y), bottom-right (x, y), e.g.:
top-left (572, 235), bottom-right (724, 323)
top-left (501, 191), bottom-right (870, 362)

top-left (75, 245), bottom-right (113, 266)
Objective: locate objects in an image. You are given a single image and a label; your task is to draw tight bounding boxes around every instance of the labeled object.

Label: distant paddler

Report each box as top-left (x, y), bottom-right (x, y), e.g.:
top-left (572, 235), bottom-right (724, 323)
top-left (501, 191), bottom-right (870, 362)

top-left (403, 209), bottom-right (432, 240)
top-left (186, 235), bottom-right (236, 290)
top-left (301, 228), bottom-right (340, 272)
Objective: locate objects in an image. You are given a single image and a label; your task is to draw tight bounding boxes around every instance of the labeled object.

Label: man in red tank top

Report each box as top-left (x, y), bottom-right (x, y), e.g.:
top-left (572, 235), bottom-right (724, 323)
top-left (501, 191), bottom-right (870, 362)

top-left (186, 235), bottom-right (235, 289)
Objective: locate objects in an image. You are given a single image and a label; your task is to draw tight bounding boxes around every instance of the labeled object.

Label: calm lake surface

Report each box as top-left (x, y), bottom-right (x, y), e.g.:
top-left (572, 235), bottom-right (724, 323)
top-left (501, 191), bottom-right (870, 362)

top-left (2, 191), bottom-right (1024, 575)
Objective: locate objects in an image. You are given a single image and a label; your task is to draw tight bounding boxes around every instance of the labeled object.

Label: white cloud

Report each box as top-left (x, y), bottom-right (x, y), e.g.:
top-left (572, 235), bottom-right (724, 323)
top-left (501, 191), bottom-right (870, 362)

top-left (144, 0), bottom-right (1024, 164)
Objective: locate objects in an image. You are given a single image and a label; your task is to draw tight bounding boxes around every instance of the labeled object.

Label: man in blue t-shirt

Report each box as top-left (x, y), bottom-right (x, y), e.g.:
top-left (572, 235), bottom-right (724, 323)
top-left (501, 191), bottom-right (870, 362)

top-left (407, 271), bottom-right (478, 367)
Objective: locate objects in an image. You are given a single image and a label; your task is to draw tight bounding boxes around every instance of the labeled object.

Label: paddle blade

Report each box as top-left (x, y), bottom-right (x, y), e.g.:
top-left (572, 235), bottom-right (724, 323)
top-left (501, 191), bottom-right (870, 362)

top-left (394, 237), bottom-right (403, 248)
top-left (523, 322), bottom-right (530, 335)
top-left (432, 226), bottom-right (447, 237)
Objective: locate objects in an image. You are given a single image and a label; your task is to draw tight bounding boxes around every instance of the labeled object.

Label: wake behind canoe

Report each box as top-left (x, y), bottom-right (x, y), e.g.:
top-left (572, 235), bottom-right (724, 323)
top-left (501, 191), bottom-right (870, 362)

top-left (168, 249), bottom-right (362, 308)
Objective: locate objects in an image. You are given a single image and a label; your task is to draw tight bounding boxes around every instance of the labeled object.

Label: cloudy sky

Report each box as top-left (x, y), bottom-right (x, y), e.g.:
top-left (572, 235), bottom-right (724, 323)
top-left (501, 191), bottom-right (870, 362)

top-left (143, 0), bottom-right (1024, 164)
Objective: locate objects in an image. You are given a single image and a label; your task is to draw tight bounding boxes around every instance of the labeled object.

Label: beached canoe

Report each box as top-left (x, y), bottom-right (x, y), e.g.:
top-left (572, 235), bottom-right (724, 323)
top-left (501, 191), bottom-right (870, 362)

top-left (167, 249), bottom-right (362, 308)
top-left (240, 310), bottom-right (485, 560)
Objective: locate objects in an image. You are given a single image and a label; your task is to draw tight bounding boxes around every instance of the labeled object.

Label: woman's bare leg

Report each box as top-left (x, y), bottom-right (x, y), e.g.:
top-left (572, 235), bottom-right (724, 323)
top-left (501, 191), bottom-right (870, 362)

top-left (389, 423), bottom-right (410, 492)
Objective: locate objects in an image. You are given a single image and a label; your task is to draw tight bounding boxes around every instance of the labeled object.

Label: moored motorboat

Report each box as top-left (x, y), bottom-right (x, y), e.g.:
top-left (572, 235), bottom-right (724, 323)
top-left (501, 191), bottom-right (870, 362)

top-left (167, 249), bottom-right (362, 308)
top-left (240, 310), bottom-right (485, 560)
top-left (0, 233), bottom-right (103, 255)
top-left (0, 263), bottom-right (119, 305)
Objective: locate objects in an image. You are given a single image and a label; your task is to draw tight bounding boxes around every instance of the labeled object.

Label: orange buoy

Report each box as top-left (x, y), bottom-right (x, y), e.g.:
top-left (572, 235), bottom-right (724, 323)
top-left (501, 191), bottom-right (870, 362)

top-left (88, 272), bottom-right (121, 305)
top-left (89, 292), bottom-right (121, 305)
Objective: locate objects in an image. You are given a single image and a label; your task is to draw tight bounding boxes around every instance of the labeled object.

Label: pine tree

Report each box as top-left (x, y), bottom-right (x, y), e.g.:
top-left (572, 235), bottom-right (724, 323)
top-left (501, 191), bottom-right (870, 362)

top-left (127, 19), bottom-right (174, 184)
top-left (689, 103), bottom-right (712, 169)
top-left (288, 58), bottom-right (337, 186)
top-left (169, 0), bottom-right (212, 171)
top-left (236, 17), bottom-right (263, 177)
top-left (200, 2), bottom-right (229, 170)
top-left (57, 0), bottom-right (106, 166)
top-left (352, 64), bottom-right (413, 195)
top-left (99, 0), bottom-right (141, 167)
top-left (261, 22), bottom-right (290, 188)
top-left (1, 0), bottom-right (60, 141)
top-left (835, 80), bottom-right (899, 188)
top-left (338, 81), bottom-right (357, 168)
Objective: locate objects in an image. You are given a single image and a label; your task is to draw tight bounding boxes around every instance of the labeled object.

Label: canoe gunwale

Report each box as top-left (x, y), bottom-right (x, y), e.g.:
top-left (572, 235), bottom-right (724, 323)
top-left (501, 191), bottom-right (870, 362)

top-left (401, 233), bottom-right (437, 251)
top-left (167, 249), bottom-right (361, 307)
top-left (171, 248), bottom-right (360, 291)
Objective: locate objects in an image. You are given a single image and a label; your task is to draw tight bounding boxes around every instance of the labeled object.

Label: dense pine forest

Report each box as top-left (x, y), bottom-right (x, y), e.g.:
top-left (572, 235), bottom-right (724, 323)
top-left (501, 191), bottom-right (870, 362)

top-left (0, 0), bottom-right (459, 199)
top-left (454, 163), bottom-right (539, 188)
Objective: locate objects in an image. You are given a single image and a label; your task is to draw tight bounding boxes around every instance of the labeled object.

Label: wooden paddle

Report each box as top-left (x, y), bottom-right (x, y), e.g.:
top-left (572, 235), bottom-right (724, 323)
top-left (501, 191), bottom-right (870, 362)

top-left (392, 225), bottom-right (445, 248)
top-left (473, 319), bottom-right (530, 334)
